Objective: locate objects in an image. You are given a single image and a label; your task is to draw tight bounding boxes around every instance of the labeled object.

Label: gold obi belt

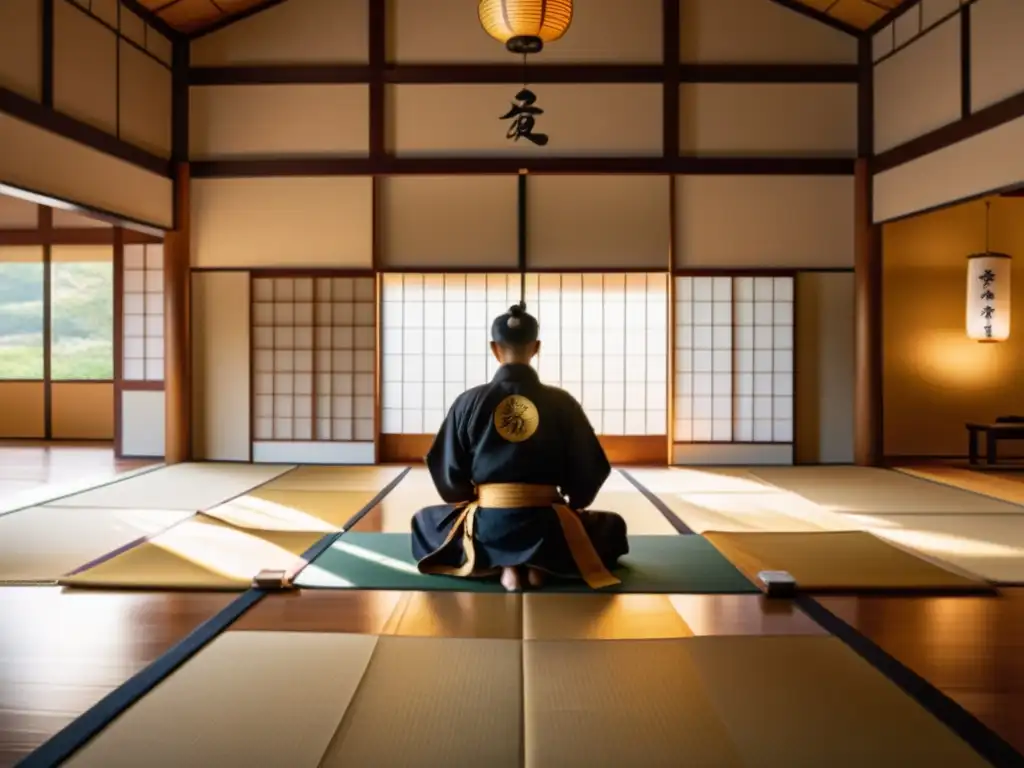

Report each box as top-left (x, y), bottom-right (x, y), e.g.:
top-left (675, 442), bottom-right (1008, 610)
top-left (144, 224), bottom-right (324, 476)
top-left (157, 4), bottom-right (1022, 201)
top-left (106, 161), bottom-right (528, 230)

top-left (416, 482), bottom-right (620, 590)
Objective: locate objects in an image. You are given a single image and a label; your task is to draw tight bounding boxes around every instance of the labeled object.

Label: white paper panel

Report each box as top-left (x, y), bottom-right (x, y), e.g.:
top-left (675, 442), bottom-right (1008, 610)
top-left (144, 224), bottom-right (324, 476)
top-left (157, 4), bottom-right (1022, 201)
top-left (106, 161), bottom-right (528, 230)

top-left (527, 176), bottom-right (670, 270)
top-left (190, 0), bottom-right (368, 66)
top-left (121, 389), bottom-right (165, 458)
top-left (970, 0), bottom-right (1024, 112)
top-left (873, 114), bottom-right (1024, 223)
top-left (380, 176), bottom-right (518, 269)
top-left (191, 271), bottom-right (250, 462)
top-left (189, 85), bottom-right (369, 159)
top-left (680, 0), bottom-right (857, 64)
top-left (191, 177), bottom-right (372, 268)
top-left (675, 176), bottom-right (854, 268)
top-left (680, 83), bottom-right (857, 156)
top-left (0, 0), bottom-right (42, 101)
top-left (873, 15), bottom-right (961, 152)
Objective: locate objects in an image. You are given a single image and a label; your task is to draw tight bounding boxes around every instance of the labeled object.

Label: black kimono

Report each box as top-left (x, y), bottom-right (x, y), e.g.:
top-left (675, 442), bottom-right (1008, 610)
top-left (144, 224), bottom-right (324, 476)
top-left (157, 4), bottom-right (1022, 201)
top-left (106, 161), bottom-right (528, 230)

top-left (411, 363), bottom-right (629, 586)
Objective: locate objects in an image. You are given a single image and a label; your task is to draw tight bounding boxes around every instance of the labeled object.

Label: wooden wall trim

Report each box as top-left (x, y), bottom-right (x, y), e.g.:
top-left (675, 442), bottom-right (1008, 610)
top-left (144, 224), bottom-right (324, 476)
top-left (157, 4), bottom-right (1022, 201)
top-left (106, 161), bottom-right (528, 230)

top-left (40, 207), bottom-right (53, 439)
top-left (767, 0), bottom-right (861, 37)
top-left (0, 228), bottom-right (162, 246)
top-left (960, 2), bottom-right (971, 120)
top-left (187, 63), bottom-right (860, 87)
top-left (41, 0), bottom-right (54, 108)
top-left (188, 0), bottom-right (288, 41)
top-left (163, 163), bottom-right (191, 463)
top-left (379, 434), bottom-right (668, 466)
top-left (190, 156), bottom-right (855, 178)
top-left (0, 87), bottom-right (172, 178)
top-left (663, 0), bottom-right (681, 160)
top-left (853, 158), bottom-right (882, 467)
top-left (871, 87), bottom-right (1024, 175)
top-left (113, 226), bottom-right (124, 456)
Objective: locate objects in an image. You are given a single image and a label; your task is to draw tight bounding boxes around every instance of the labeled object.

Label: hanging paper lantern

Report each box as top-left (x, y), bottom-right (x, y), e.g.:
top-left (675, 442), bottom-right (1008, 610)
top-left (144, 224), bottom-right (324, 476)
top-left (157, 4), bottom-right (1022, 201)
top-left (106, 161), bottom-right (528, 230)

top-left (966, 253), bottom-right (1011, 342)
top-left (478, 0), bottom-right (574, 54)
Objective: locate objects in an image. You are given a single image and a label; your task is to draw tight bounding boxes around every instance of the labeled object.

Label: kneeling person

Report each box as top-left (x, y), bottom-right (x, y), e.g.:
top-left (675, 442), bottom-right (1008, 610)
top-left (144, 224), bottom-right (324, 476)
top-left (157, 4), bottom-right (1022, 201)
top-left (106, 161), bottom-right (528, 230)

top-left (411, 303), bottom-right (629, 592)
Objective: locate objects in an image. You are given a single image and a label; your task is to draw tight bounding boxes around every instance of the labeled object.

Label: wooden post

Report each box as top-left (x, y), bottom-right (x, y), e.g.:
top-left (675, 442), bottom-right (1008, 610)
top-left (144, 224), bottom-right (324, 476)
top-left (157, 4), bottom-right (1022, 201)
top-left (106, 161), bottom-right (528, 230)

top-left (853, 158), bottom-right (883, 466)
top-left (163, 162), bottom-right (191, 464)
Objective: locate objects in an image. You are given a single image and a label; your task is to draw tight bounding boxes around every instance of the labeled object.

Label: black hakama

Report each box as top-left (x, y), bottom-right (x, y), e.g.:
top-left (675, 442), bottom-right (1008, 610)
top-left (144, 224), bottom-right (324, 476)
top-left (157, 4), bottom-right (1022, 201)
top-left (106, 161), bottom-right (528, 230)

top-left (411, 363), bottom-right (629, 584)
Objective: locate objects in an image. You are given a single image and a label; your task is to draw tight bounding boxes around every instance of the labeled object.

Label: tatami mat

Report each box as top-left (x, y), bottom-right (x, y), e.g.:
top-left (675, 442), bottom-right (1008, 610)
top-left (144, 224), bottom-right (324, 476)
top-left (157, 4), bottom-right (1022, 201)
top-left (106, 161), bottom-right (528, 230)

top-left (46, 463), bottom-right (295, 511)
top-left (0, 506), bottom-right (193, 583)
top-left (856, 513), bottom-right (1024, 584)
top-left (352, 467), bottom-right (674, 535)
top-left (320, 636), bottom-right (521, 767)
top-left (257, 465), bottom-right (407, 492)
top-left (704, 531), bottom-right (987, 591)
top-left (629, 467), bottom-right (858, 533)
top-left (59, 514), bottom-right (324, 590)
top-left (204, 489), bottom-right (379, 532)
top-left (62, 631), bottom-right (380, 768)
top-left (523, 636), bottom-right (990, 767)
top-left (750, 466), bottom-right (1024, 515)
top-left (593, 470), bottom-right (678, 535)
top-left (350, 468), bottom-right (442, 532)
top-left (898, 465), bottom-right (1024, 508)
top-left (231, 592), bottom-right (827, 639)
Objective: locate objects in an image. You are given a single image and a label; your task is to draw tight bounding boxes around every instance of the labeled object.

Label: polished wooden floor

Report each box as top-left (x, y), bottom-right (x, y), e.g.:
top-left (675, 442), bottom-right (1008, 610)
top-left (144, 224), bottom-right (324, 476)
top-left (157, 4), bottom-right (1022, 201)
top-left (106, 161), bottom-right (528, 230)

top-left (0, 587), bottom-right (234, 766)
top-left (0, 447), bottom-right (1021, 763)
top-left (0, 441), bottom-right (154, 503)
top-left (818, 589), bottom-right (1024, 754)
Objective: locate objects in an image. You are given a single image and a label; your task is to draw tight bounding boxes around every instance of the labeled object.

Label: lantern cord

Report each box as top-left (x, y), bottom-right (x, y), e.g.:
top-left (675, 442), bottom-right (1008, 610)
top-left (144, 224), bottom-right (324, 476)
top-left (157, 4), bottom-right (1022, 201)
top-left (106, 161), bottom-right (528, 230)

top-left (522, 52), bottom-right (528, 89)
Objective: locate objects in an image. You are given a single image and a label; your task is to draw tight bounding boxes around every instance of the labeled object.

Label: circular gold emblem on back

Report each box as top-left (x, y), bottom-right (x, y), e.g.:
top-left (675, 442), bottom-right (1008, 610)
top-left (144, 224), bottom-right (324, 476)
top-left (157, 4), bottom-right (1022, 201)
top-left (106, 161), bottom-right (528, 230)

top-left (494, 394), bottom-right (539, 443)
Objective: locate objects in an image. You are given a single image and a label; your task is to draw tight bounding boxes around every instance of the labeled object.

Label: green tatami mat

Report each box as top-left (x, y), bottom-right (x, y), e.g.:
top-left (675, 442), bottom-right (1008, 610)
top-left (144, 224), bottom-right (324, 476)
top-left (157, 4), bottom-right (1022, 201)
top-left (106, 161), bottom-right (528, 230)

top-left (294, 533), bottom-right (759, 593)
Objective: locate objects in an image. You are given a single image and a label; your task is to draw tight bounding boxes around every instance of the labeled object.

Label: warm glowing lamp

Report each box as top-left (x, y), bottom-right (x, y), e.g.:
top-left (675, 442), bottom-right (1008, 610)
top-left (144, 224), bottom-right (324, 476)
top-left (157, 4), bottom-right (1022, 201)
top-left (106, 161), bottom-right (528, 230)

top-left (966, 201), bottom-right (1012, 342)
top-left (478, 0), bottom-right (574, 54)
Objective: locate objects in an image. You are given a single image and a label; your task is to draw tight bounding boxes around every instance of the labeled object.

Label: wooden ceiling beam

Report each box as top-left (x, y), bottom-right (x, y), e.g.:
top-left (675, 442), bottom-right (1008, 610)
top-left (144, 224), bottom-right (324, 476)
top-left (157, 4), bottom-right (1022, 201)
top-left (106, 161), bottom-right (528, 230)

top-left (188, 62), bottom-right (859, 86)
top-left (767, 0), bottom-right (862, 37)
top-left (866, 0), bottom-right (924, 36)
top-left (120, 0), bottom-right (184, 42)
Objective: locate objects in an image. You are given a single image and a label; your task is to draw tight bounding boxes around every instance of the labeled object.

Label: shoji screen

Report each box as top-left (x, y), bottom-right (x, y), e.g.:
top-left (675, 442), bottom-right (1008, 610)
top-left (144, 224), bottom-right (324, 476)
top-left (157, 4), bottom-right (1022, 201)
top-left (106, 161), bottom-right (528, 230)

top-left (525, 273), bottom-right (667, 436)
top-left (123, 243), bottom-right (164, 382)
top-left (251, 275), bottom-right (375, 464)
top-left (380, 272), bottom-right (668, 439)
top-left (673, 275), bottom-right (795, 465)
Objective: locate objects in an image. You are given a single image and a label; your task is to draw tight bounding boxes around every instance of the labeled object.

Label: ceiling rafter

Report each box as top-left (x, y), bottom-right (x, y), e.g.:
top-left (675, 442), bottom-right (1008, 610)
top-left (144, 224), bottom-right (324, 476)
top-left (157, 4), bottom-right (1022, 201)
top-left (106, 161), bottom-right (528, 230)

top-left (136, 0), bottom-right (920, 38)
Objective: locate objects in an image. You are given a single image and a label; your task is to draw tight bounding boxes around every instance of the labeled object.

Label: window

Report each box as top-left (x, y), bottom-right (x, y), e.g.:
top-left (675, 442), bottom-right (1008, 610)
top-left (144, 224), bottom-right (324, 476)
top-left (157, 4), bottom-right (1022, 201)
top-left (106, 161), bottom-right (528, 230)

top-left (252, 276), bottom-right (376, 443)
top-left (51, 248), bottom-right (114, 381)
top-left (674, 276), bottom-right (794, 444)
top-left (380, 272), bottom-right (669, 436)
top-left (0, 252), bottom-right (44, 380)
top-left (123, 244), bottom-right (164, 381)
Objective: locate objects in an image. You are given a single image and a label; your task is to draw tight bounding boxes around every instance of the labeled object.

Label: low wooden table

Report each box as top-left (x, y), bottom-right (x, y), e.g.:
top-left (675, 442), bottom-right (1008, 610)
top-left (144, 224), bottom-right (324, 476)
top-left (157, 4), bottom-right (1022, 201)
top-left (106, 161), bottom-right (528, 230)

top-left (966, 422), bottom-right (1024, 465)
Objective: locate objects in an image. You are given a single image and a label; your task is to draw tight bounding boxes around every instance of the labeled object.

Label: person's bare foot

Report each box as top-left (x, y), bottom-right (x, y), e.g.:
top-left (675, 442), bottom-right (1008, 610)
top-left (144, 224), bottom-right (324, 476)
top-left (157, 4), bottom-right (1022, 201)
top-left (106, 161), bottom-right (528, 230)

top-left (527, 568), bottom-right (545, 588)
top-left (500, 567), bottom-right (522, 592)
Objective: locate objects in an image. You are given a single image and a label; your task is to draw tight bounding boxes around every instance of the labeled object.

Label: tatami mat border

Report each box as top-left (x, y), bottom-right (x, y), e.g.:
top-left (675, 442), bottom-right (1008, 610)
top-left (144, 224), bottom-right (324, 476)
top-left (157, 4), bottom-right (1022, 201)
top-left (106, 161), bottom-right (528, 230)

top-left (21, 467), bottom-right (412, 767)
top-left (619, 469), bottom-right (693, 534)
top-left (796, 595), bottom-right (1024, 768)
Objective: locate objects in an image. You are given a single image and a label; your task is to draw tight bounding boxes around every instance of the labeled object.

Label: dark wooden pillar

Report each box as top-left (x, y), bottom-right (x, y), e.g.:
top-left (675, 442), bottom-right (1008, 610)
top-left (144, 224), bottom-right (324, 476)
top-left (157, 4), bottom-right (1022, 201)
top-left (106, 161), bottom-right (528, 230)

top-left (163, 162), bottom-right (191, 464)
top-left (853, 159), bottom-right (883, 466)
top-left (854, 35), bottom-right (883, 467)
